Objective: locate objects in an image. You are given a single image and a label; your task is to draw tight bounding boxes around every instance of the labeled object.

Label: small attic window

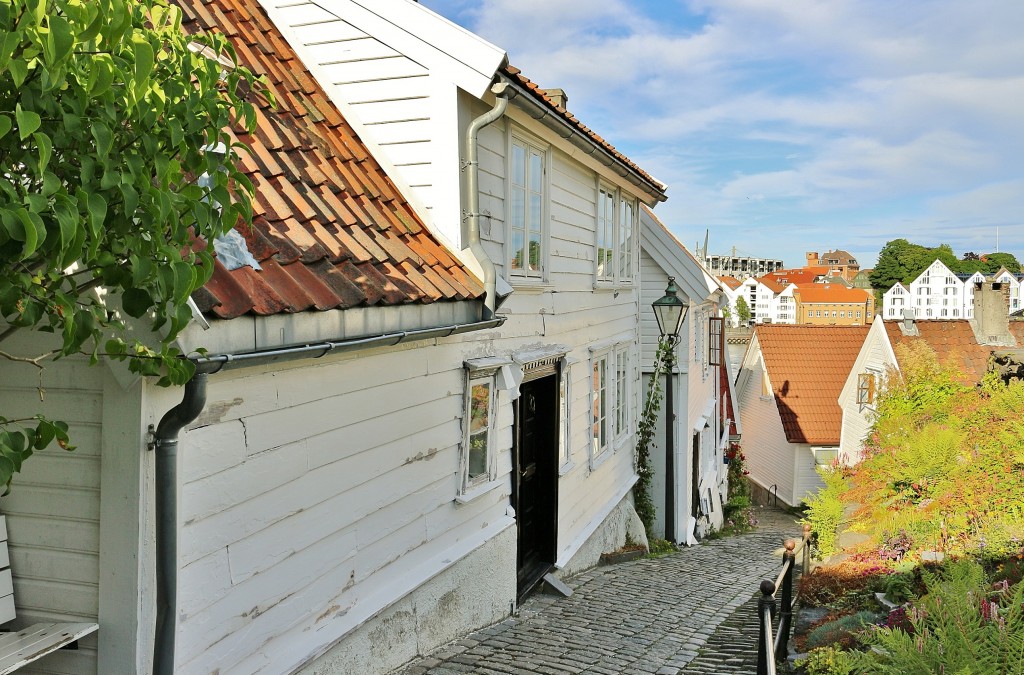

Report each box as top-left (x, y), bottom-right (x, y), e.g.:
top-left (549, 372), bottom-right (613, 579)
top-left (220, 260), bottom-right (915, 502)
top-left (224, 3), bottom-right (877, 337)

top-left (187, 40), bottom-right (236, 71)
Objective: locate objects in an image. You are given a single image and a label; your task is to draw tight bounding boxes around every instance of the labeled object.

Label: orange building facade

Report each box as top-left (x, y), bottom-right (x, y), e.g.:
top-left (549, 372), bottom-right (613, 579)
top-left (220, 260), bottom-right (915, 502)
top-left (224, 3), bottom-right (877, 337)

top-left (793, 283), bottom-right (875, 325)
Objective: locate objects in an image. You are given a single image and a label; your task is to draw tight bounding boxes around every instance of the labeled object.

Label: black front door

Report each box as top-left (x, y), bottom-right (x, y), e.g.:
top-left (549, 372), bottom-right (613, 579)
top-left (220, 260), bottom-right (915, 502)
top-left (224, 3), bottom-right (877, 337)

top-left (512, 373), bottom-right (558, 598)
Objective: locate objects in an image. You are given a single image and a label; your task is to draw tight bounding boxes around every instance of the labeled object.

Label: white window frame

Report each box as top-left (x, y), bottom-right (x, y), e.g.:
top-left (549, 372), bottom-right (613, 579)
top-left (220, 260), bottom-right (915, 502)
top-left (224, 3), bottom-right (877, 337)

top-left (594, 181), bottom-right (637, 286)
top-left (508, 132), bottom-right (549, 281)
top-left (590, 340), bottom-right (633, 466)
top-left (462, 372), bottom-right (496, 493)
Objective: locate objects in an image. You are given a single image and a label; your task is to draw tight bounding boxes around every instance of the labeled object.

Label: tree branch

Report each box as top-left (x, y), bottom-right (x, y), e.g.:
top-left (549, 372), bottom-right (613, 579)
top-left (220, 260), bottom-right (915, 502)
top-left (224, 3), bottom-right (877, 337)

top-left (0, 349), bottom-right (57, 369)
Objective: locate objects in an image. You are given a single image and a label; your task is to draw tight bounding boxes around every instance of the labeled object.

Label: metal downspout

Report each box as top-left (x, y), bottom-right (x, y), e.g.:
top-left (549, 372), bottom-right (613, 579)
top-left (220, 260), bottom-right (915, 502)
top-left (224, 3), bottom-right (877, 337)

top-left (466, 81), bottom-right (514, 316)
top-left (153, 372), bottom-right (209, 675)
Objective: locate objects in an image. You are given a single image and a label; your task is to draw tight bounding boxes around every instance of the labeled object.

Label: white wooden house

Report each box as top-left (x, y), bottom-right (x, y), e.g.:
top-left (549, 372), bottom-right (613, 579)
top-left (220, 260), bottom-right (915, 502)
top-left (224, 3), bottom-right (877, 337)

top-left (736, 325), bottom-right (869, 507)
top-left (257, 0), bottom-right (669, 582)
top-left (639, 208), bottom-right (732, 540)
top-left (0, 1), bottom-right (669, 673)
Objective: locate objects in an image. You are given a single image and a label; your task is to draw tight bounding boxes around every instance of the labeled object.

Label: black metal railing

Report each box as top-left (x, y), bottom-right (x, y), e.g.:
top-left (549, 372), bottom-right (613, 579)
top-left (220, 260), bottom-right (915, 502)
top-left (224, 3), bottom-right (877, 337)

top-left (756, 524), bottom-right (812, 675)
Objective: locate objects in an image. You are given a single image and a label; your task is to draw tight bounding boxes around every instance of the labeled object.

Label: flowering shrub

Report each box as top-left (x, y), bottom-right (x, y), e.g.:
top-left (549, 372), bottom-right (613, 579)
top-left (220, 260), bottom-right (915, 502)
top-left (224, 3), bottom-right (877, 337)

top-left (802, 343), bottom-right (1024, 566)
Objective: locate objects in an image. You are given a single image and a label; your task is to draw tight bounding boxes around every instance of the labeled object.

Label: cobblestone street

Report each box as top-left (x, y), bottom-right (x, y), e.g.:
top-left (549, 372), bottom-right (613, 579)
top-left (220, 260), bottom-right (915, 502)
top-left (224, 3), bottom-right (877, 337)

top-left (399, 507), bottom-right (800, 675)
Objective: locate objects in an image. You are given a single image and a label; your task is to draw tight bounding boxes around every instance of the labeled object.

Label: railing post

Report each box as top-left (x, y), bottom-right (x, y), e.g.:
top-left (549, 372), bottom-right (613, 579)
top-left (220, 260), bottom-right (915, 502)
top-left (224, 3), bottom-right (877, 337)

top-left (775, 540), bottom-right (796, 661)
top-left (802, 524), bottom-right (812, 575)
top-left (757, 579), bottom-right (777, 675)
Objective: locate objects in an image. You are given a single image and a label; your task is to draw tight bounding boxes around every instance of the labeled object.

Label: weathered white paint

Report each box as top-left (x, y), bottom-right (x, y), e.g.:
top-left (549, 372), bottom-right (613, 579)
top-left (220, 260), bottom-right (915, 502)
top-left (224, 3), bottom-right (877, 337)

top-left (0, 334), bottom-right (105, 675)
top-left (837, 316), bottom-right (898, 464)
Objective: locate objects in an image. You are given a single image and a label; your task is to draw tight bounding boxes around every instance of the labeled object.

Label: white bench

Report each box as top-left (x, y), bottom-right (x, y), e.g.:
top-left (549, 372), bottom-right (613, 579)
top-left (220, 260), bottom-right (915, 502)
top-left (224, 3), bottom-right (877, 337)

top-left (0, 516), bottom-right (98, 673)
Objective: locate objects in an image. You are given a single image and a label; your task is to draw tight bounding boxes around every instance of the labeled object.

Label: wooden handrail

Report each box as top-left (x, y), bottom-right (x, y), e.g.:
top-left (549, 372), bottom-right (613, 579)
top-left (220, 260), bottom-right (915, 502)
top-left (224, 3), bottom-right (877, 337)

top-left (757, 524), bottom-right (812, 673)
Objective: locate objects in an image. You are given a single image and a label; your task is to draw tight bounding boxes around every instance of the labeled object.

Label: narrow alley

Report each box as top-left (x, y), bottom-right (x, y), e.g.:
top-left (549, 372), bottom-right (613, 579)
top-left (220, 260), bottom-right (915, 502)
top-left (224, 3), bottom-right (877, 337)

top-left (400, 508), bottom-right (799, 675)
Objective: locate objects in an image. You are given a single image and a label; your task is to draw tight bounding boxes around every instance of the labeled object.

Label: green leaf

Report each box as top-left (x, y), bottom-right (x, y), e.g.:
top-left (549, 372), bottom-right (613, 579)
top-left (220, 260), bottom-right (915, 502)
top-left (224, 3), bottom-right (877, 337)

top-left (7, 58), bottom-right (26, 87)
top-left (0, 31), bottom-right (21, 70)
top-left (32, 131), bottom-right (51, 174)
top-left (131, 36), bottom-right (154, 103)
top-left (44, 15), bottom-right (73, 66)
top-left (0, 115), bottom-right (11, 140)
top-left (91, 122), bottom-right (112, 158)
top-left (121, 287), bottom-right (153, 318)
top-left (15, 103), bottom-right (40, 141)
top-left (86, 192), bottom-right (107, 236)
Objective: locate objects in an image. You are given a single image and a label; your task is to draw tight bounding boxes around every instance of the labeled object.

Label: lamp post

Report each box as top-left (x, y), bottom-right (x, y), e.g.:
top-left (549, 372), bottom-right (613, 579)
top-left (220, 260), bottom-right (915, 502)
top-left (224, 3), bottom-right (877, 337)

top-left (652, 277), bottom-right (688, 543)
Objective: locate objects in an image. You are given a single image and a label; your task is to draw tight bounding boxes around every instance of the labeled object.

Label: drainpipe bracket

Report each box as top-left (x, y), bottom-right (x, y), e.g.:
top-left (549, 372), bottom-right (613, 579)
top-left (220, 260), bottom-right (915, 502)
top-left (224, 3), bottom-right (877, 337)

top-left (146, 424), bottom-right (156, 452)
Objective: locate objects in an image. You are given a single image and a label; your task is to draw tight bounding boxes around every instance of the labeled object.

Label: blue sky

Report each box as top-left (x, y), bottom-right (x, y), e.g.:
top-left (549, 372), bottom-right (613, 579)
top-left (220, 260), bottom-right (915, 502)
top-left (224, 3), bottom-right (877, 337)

top-left (420, 0), bottom-right (1024, 268)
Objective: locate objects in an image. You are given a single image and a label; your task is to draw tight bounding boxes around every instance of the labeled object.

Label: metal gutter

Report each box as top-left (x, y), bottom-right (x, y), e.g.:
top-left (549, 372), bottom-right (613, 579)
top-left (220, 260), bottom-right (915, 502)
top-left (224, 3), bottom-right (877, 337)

top-left (497, 73), bottom-right (667, 203)
top-left (191, 316), bottom-right (506, 373)
top-left (150, 313), bottom-right (504, 671)
top-left (465, 81), bottom-right (513, 317)
top-left (152, 373), bottom-right (209, 675)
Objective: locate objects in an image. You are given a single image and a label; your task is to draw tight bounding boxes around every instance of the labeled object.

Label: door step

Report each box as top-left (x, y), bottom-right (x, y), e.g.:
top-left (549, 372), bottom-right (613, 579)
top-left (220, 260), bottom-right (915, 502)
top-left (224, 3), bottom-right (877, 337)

top-left (540, 573), bottom-right (572, 598)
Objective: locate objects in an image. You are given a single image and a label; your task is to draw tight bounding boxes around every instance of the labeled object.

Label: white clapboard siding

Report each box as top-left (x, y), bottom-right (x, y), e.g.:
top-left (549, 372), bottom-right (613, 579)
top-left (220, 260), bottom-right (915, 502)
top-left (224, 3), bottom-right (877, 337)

top-left (793, 447), bottom-right (826, 506)
top-left (175, 338), bottom-right (516, 673)
top-left (0, 355), bottom-right (101, 675)
top-left (736, 361), bottom-right (796, 506)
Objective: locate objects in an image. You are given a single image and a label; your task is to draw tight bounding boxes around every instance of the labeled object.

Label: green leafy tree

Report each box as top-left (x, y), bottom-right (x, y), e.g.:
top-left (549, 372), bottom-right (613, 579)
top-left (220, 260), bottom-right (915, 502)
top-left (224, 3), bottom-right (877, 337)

top-left (983, 251), bottom-right (1022, 274)
top-left (871, 239), bottom-right (960, 292)
top-left (0, 0), bottom-right (264, 488)
top-left (735, 296), bottom-right (751, 324)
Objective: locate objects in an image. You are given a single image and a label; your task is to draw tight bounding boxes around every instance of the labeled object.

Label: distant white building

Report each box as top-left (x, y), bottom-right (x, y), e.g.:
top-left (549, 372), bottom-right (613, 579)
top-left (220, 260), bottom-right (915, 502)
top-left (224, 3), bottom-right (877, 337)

top-left (882, 260), bottom-right (1024, 321)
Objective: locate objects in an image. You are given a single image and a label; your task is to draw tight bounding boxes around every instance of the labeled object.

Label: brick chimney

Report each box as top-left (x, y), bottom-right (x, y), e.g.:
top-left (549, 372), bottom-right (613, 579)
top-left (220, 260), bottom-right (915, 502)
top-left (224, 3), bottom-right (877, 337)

top-left (970, 280), bottom-right (1013, 345)
top-left (541, 88), bottom-right (568, 110)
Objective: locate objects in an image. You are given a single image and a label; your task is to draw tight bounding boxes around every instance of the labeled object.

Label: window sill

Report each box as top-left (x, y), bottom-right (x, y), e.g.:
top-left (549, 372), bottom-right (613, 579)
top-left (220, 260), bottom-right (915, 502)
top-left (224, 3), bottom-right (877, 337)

top-left (508, 281), bottom-right (553, 294)
top-left (589, 447), bottom-right (613, 471)
top-left (613, 434), bottom-right (633, 454)
top-left (558, 459), bottom-right (576, 476)
top-left (592, 280), bottom-right (635, 291)
top-left (455, 477), bottom-right (503, 505)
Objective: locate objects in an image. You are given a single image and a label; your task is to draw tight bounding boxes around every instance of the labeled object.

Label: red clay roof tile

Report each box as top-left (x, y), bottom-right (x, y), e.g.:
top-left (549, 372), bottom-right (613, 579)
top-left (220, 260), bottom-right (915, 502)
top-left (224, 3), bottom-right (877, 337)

top-left (884, 320), bottom-right (1023, 384)
top-left (756, 324), bottom-right (870, 445)
top-left (179, 0), bottom-right (483, 319)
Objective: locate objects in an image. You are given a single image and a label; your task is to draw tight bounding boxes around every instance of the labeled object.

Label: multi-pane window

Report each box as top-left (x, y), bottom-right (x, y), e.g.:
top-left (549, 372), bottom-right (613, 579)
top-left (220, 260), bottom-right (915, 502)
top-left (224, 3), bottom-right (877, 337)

top-left (597, 187), bottom-right (615, 280)
top-left (510, 137), bottom-right (545, 278)
top-left (618, 199), bottom-right (634, 280)
top-left (463, 375), bottom-right (495, 489)
top-left (857, 372), bottom-right (876, 405)
top-left (592, 353), bottom-right (609, 456)
top-left (594, 184), bottom-right (637, 284)
top-left (592, 344), bottom-right (631, 461)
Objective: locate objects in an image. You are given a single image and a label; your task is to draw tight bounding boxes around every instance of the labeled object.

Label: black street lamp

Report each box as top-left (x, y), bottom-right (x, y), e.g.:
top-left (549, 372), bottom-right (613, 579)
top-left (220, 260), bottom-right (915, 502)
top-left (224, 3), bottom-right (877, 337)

top-left (652, 277), bottom-right (688, 543)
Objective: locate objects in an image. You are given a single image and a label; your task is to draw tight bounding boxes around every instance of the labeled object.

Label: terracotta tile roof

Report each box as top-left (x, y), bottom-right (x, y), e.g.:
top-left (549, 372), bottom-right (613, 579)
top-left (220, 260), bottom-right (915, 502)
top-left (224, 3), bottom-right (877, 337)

top-left (180, 0), bottom-right (483, 319)
top-left (502, 65), bottom-right (666, 199)
top-left (719, 276), bottom-right (743, 290)
top-left (793, 284), bottom-right (871, 304)
top-left (820, 249), bottom-right (858, 264)
top-left (758, 268), bottom-right (824, 288)
top-left (884, 320), bottom-right (1024, 384)
top-left (757, 325), bottom-right (870, 445)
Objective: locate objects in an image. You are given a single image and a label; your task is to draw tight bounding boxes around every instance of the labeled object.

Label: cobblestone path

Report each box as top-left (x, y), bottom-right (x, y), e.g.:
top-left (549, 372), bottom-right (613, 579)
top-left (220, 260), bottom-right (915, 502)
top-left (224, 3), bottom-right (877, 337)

top-left (399, 507), bottom-right (800, 675)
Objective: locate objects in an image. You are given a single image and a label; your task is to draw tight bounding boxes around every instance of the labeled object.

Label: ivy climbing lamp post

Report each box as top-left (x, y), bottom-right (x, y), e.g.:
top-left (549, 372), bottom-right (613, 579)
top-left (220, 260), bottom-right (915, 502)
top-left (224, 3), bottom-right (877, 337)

top-left (652, 277), bottom-right (688, 542)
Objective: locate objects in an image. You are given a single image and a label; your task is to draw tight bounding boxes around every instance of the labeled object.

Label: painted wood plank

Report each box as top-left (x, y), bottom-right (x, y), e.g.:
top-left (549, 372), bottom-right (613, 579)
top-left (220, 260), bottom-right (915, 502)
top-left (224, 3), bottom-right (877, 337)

top-left (0, 623), bottom-right (98, 675)
top-left (354, 97), bottom-right (430, 127)
top-left (372, 139), bottom-right (432, 166)
top-left (299, 35), bottom-right (397, 64)
top-left (334, 74), bottom-right (431, 104)
top-left (321, 56), bottom-right (428, 85)
top-left (0, 596), bottom-right (13, 626)
top-left (8, 549), bottom-right (97, 588)
top-left (358, 117), bottom-right (432, 145)
top-left (12, 578), bottom-right (98, 619)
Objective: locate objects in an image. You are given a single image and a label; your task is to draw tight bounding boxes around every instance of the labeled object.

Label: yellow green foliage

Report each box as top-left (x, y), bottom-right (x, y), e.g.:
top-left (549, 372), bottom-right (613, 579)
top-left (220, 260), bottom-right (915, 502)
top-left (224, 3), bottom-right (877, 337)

top-left (808, 343), bottom-right (1024, 563)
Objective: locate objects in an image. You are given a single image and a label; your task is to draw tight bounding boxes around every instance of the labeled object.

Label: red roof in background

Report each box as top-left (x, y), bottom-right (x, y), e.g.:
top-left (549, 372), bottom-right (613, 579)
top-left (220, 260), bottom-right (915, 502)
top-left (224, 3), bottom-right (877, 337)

top-left (884, 320), bottom-right (1024, 384)
top-left (503, 66), bottom-right (666, 198)
top-left (180, 0), bottom-right (483, 319)
top-left (758, 268), bottom-right (825, 287)
top-left (719, 276), bottom-right (742, 290)
top-left (793, 284), bottom-right (872, 304)
top-left (757, 325), bottom-right (870, 445)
